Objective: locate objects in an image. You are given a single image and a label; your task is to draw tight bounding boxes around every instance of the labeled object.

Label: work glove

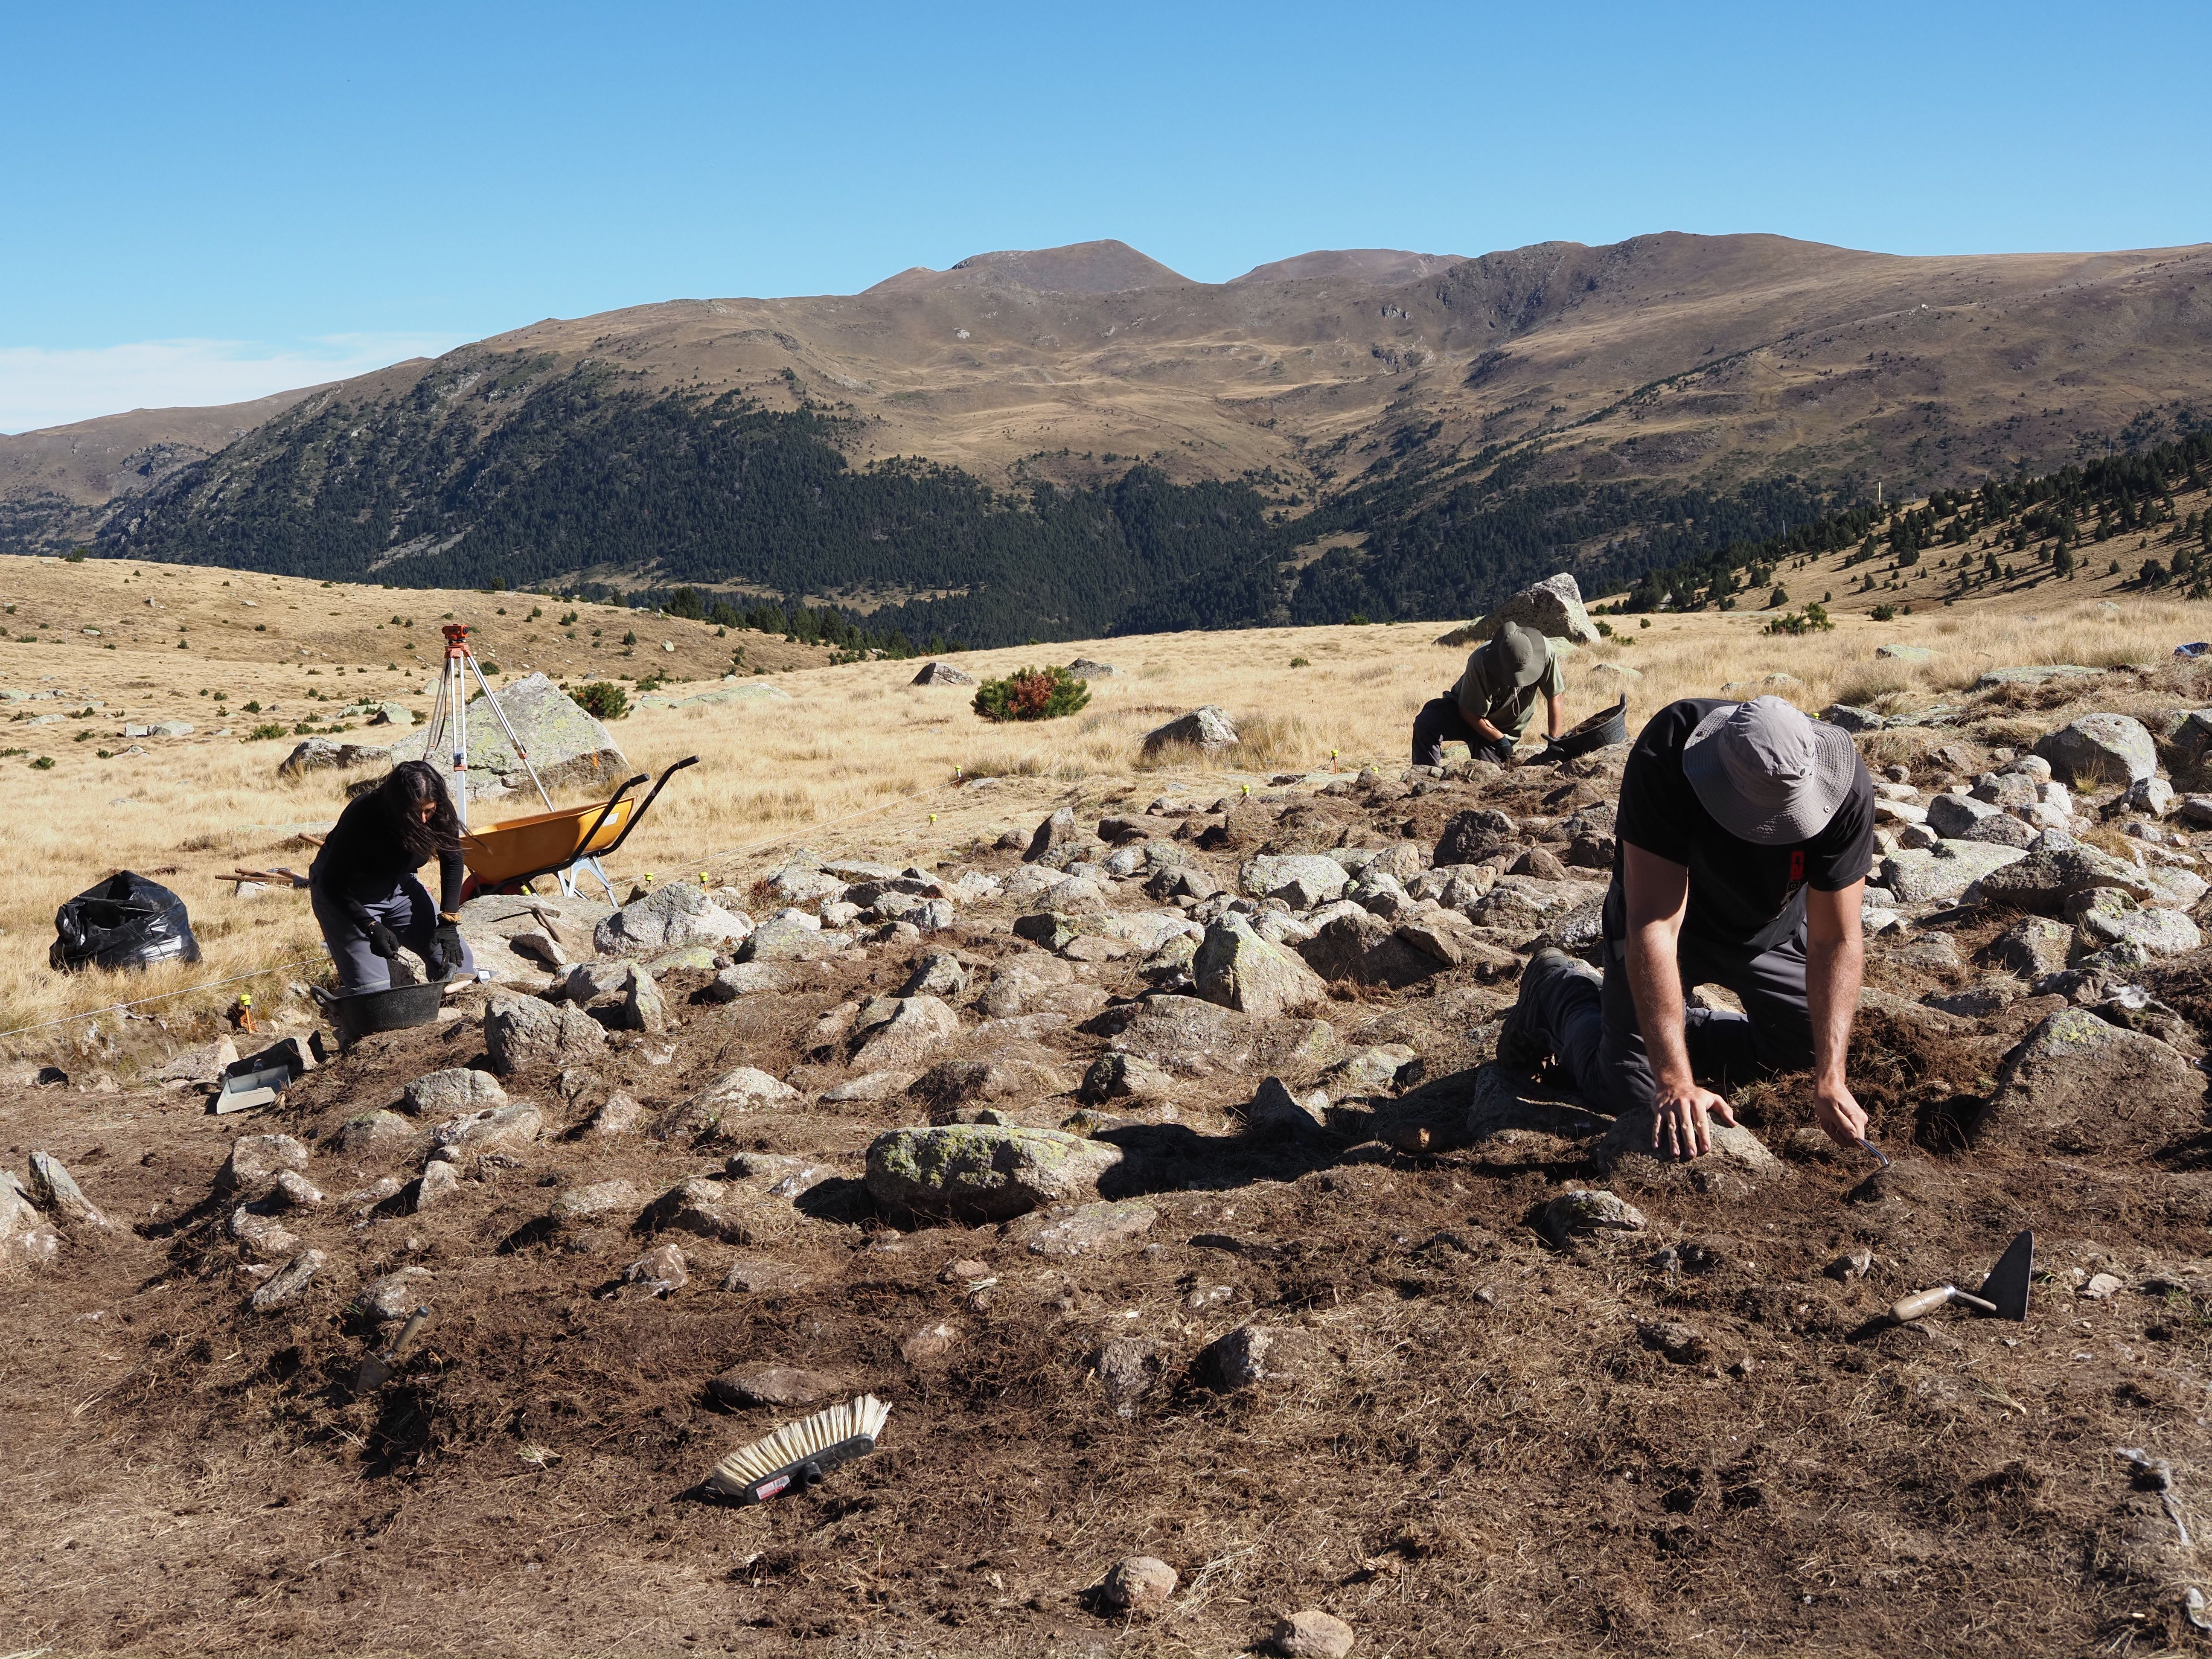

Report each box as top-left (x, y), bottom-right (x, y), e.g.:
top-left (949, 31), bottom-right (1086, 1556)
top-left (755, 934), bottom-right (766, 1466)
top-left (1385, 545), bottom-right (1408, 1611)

top-left (428, 922), bottom-right (465, 978)
top-left (365, 922), bottom-right (403, 960)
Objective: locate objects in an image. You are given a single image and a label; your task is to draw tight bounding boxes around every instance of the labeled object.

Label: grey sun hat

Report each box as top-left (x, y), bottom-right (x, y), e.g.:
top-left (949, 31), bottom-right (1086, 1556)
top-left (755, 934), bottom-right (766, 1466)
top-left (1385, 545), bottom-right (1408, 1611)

top-left (1681, 696), bottom-right (1858, 845)
top-left (1484, 621), bottom-right (1549, 690)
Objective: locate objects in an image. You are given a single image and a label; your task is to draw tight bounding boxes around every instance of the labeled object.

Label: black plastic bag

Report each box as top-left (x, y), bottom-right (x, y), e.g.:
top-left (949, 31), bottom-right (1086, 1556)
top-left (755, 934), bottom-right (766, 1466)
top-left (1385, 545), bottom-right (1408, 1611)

top-left (50, 871), bottom-right (203, 973)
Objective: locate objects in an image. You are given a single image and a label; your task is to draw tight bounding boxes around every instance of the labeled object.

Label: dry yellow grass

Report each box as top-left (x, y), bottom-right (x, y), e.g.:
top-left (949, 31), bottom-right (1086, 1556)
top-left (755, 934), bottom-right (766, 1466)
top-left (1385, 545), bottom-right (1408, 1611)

top-left (5, 513), bottom-right (2206, 1059)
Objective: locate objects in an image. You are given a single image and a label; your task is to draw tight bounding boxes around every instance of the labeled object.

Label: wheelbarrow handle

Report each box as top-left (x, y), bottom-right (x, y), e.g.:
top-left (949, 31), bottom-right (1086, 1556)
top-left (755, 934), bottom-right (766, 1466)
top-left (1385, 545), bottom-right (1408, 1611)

top-left (590, 756), bottom-right (699, 864)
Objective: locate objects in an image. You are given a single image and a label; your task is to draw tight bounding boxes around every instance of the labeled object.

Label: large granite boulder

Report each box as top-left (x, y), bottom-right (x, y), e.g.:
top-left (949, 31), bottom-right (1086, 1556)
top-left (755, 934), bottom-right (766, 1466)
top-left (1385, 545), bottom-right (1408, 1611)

top-left (1975, 1007), bottom-right (2207, 1156)
top-left (386, 672), bottom-right (626, 802)
top-left (1438, 572), bottom-right (1599, 645)
top-left (864, 1124), bottom-right (1122, 1223)
top-left (276, 738), bottom-right (391, 780)
top-left (911, 661), bottom-right (976, 686)
top-left (1972, 844), bottom-right (2155, 915)
top-left (1140, 706), bottom-right (1238, 756)
top-left (1240, 854), bottom-right (1349, 908)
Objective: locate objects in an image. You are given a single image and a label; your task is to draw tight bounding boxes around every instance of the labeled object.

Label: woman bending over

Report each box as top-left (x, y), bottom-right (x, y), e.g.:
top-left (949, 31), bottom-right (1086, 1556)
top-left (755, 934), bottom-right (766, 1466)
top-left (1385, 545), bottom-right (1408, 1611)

top-left (309, 760), bottom-right (476, 991)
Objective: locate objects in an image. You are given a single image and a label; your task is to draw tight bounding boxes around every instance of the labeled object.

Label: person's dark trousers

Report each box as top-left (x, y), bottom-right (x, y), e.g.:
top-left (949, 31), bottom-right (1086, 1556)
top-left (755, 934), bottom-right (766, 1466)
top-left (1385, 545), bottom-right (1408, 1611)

top-left (1516, 930), bottom-right (1815, 1118)
top-left (1411, 697), bottom-right (1515, 768)
top-left (310, 874), bottom-right (476, 992)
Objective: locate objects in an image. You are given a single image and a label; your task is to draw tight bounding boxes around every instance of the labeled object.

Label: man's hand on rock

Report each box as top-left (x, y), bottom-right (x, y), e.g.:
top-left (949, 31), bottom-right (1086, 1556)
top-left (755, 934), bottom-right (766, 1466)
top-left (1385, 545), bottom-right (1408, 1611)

top-left (1650, 1079), bottom-right (1736, 1159)
top-left (1814, 1078), bottom-right (1869, 1147)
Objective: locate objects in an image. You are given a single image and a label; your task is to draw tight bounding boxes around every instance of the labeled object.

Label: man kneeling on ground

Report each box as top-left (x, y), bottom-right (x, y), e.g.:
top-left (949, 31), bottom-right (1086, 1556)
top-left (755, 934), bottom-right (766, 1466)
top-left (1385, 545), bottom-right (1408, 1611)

top-left (1499, 695), bottom-right (1874, 1156)
top-left (1411, 620), bottom-right (1566, 768)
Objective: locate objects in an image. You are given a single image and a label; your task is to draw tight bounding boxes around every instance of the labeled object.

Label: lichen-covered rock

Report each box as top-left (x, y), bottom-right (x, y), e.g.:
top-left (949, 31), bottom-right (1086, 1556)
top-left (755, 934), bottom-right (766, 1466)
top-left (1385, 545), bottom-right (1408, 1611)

top-left (1542, 1189), bottom-right (1647, 1238)
top-left (1080, 1051), bottom-right (1179, 1103)
top-left (549, 1178), bottom-right (641, 1223)
top-left (484, 996), bottom-right (607, 1074)
top-left (2034, 713), bottom-right (2157, 786)
top-left (1096, 995), bottom-right (1260, 1076)
top-left (338, 1109), bottom-right (417, 1155)
top-left (1877, 839), bottom-right (2028, 904)
top-left (2071, 896), bottom-right (2202, 959)
top-left (593, 884), bottom-right (751, 958)
top-left (1473, 571), bottom-right (1600, 645)
top-left (1925, 793), bottom-right (1999, 838)
top-left (637, 1177), bottom-right (756, 1242)
top-left (1984, 916), bottom-right (2073, 979)
top-left (865, 1124), bottom-right (1122, 1222)
top-left (403, 1066), bottom-right (506, 1116)
top-left (229, 1205), bottom-right (303, 1261)
top-left (1971, 844), bottom-right (2155, 914)
top-left (218, 1132), bottom-right (310, 1198)
top-left (1976, 1007), bottom-right (2208, 1155)
top-left (850, 995), bottom-right (960, 1069)
top-left (1193, 914), bottom-right (1326, 1019)
top-left (429, 1101), bottom-right (544, 1160)
top-left (1240, 854), bottom-right (1349, 908)
top-left (911, 661), bottom-right (976, 686)
top-left (692, 1067), bottom-right (803, 1114)
top-left (1432, 809), bottom-right (1516, 867)
top-left (276, 738), bottom-right (391, 779)
top-left (618, 963), bottom-right (669, 1033)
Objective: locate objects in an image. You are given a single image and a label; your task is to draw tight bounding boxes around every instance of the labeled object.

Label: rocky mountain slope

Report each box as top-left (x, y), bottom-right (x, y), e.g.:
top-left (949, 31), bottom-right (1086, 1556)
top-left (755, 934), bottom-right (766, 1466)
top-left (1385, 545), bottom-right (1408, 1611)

top-left (9, 233), bottom-right (2211, 643)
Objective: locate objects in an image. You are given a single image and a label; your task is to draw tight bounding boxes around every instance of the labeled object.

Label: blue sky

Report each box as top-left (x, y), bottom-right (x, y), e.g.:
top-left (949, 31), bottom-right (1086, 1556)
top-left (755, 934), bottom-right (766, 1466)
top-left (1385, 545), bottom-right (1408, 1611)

top-left (2, 0), bottom-right (2206, 432)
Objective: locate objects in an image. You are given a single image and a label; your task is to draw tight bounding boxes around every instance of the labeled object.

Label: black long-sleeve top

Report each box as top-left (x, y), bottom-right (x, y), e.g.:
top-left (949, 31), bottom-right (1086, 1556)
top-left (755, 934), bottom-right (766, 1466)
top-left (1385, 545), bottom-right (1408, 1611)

top-left (308, 790), bottom-right (467, 922)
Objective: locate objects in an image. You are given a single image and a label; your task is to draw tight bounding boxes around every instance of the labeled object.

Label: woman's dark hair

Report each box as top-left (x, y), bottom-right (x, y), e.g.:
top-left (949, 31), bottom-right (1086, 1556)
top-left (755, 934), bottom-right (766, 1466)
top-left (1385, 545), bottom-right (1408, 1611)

top-left (379, 760), bottom-right (463, 864)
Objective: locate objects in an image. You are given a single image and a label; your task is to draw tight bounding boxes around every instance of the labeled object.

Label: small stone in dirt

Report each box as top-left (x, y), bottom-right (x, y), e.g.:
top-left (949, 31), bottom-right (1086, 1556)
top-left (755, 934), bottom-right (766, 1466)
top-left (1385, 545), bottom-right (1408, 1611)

top-left (2081, 1272), bottom-right (2124, 1300)
top-left (623, 1241), bottom-right (688, 1296)
top-left (218, 1132), bottom-right (310, 1198)
top-left (1824, 1251), bottom-right (1874, 1281)
top-left (1103, 1554), bottom-right (1178, 1612)
top-left (620, 963), bottom-right (669, 1033)
top-left (940, 1258), bottom-right (991, 1283)
top-left (707, 1365), bottom-right (841, 1408)
top-left (719, 1258), bottom-right (813, 1294)
top-left (1096, 1336), bottom-right (1163, 1418)
top-left (1542, 1190), bottom-right (1646, 1238)
top-left (1199, 1324), bottom-right (1319, 1391)
top-left (27, 1151), bottom-right (110, 1231)
top-left (250, 1249), bottom-right (326, 1314)
top-left (1027, 806), bottom-right (1080, 862)
top-left (268, 1169), bottom-right (323, 1208)
top-left (1638, 1320), bottom-right (1710, 1363)
top-left (414, 1161), bottom-right (462, 1209)
top-left (849, 995), bottom-right (961, 1069)
top-left (1272, 1608), bottom-right (1356, 1658)
top-left (821, 1070), bottom-right (915, 1103)
top-left (586, 1092), bottom-right (644, 1135)
top-left (550, 1179), bottom-right (640, 1223)
top-left (352, 1265), bottom-right (434, 1322)
top-left (1243, 1076), bottom-right (1329, 1140)
top-left (429, 1101), bottom-right (544, 1161)
top-left (902, 1321), bottom-right (959, 1363)
top-left (403, 1066), bottom-right (506, 1116)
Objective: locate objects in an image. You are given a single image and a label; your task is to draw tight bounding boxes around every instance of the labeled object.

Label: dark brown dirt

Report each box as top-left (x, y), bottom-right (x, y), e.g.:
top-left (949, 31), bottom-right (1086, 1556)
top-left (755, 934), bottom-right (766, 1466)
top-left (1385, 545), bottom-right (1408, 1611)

top-left (6, 768), bottom-right (2212, 1658)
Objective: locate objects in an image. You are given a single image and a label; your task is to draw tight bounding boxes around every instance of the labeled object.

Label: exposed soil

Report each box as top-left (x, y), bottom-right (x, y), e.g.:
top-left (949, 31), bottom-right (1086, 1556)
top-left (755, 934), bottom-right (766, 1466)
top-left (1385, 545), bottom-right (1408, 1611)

top-left (6, 760), bottom-right (2212, 1658)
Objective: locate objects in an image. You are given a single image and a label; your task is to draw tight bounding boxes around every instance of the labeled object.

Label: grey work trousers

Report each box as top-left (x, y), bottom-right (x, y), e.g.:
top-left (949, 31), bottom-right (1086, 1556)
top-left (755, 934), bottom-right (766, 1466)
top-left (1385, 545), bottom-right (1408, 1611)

top-left (310, 876), bottom-right (475, 993)
top-left (1520, 928), bottom-right (1814, 1117)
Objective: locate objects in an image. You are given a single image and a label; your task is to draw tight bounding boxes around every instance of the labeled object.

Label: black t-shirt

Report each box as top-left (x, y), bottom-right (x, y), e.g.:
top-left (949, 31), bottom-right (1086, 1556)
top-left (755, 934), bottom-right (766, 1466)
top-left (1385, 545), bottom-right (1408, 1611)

top-left (309, 789), bottom-right (467, 917)
top-left (1603, 698), bottom-right (1874, 953)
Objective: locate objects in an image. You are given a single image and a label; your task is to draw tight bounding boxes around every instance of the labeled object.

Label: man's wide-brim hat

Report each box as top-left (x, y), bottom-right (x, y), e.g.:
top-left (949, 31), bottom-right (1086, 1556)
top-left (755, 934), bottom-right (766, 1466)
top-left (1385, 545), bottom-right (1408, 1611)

top-left (1483, 621), bottom-right (1548, 690)
top-left (1681, 695), bottom-right (1857, 845)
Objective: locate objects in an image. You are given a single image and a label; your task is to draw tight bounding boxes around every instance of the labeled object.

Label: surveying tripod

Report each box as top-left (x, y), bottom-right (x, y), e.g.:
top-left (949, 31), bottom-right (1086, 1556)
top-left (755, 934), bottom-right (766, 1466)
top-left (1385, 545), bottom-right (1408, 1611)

top-left (417, 624), bottom-right (586, 898)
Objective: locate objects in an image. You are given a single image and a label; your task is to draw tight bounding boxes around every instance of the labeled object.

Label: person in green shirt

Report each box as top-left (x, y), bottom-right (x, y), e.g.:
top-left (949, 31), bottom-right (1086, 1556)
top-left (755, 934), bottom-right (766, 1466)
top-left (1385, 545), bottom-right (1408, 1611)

top-left (1410, 620), bottom-right (1567, 765)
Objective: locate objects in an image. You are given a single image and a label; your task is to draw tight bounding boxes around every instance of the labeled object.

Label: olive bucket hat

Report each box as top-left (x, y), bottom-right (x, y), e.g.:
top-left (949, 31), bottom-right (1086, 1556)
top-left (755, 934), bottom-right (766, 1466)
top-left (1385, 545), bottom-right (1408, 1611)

top-left (1483, 621), bottom-right (1550, 690)
top-left (1681, 695), bottom-right (1857, 845)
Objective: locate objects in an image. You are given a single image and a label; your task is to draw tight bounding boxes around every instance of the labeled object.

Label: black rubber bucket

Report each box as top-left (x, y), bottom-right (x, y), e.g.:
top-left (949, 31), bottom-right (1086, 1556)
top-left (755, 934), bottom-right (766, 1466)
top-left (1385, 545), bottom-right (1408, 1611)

top-left (317, 980), bottom-right (446, 1047)
top-left (1535, 695), bottom-right (1630, 764)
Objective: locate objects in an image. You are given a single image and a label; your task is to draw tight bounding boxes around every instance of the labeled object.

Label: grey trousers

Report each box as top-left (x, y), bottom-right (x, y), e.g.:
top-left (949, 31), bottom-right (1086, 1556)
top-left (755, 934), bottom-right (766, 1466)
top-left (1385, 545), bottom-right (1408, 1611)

top-left (1520, 930), bottom-right (1814, 1117)
top-left (311, 876), bottom-right (476, 993)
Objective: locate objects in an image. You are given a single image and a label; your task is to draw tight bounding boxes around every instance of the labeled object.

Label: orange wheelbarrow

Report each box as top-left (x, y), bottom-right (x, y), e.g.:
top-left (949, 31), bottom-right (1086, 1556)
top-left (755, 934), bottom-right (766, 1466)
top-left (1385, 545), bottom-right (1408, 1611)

top-left (460, 756), bottom-right (698, 903)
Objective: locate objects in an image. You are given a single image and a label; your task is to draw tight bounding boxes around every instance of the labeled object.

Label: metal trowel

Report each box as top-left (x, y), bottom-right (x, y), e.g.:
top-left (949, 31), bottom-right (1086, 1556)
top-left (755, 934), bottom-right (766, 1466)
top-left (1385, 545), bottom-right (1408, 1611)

top-left (1974, 1228), bottom-right (2035, 1321)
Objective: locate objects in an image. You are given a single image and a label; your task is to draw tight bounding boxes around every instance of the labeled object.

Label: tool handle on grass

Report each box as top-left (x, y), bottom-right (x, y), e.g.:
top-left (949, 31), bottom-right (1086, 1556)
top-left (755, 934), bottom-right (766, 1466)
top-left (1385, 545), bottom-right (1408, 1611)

top-left (1889, 1286), bottom-right (1958, 1323)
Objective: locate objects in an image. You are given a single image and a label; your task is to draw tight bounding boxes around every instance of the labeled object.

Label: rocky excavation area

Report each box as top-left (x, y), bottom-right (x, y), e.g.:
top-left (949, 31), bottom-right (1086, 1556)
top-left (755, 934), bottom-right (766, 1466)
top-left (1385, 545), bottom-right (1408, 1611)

top-left (12, 664), bottom-right (2212, 1656)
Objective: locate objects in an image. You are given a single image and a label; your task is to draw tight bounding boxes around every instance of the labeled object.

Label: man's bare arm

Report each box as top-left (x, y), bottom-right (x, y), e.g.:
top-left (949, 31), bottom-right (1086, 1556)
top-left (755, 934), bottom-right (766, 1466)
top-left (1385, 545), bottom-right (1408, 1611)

top-left (1545, 690), bottom-right (1566, 740)
top-left (1622, 843), bottom-right (1737, 1156)
top-left (1802, 880), bottom-right (1870, 1146)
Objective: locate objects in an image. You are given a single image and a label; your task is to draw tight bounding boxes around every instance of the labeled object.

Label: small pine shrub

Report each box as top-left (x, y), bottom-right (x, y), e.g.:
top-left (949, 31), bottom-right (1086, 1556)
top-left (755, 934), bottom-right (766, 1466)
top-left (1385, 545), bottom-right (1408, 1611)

top-left (972, 665), bottom-right (1091, 724)
top-left (570, 681), bottom-right (631, 720)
